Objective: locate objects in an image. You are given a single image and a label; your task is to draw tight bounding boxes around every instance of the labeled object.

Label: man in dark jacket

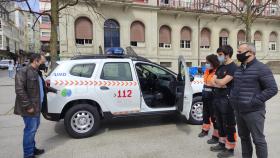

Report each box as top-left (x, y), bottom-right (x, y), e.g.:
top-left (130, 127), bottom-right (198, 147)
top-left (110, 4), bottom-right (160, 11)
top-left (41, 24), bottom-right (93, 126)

top-left (14, 53), bottom-right (57, 158)
top-left (230, 43), bottom-right (278, 158)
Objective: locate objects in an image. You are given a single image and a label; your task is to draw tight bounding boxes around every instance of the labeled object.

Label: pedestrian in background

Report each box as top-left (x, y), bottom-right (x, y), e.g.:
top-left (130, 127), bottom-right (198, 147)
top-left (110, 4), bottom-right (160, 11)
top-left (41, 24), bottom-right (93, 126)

top-left (14, 53), bottom-right (57, 158)
top-left (44, 60), bottom-right (49, 73)
top-left (8, 61), bottom-right (14, 78)
top-left (198, 54), bottom-right (220, 145)
top-left (211, 46), bottom-right (238, 158)
top-left (230, 43), bottom-right (278, 158)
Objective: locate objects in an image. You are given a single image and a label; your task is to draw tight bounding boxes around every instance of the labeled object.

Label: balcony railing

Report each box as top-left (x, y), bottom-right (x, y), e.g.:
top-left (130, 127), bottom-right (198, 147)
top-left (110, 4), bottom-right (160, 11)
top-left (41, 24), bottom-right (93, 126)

top-left (158, 0), bottom-right (280, 17)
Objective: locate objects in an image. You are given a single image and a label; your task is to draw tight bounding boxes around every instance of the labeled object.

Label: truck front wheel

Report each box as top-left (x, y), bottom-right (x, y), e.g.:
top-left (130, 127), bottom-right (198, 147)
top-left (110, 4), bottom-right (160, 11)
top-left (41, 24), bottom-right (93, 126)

top-left (188, 96), bottom-right (203, 125)
top-left (64, 104), bottom-right (100, 138)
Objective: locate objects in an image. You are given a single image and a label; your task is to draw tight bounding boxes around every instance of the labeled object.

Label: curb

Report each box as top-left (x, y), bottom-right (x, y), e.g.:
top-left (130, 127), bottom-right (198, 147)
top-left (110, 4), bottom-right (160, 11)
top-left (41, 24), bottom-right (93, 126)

top-left (0, 85), bottom-right (15, 86)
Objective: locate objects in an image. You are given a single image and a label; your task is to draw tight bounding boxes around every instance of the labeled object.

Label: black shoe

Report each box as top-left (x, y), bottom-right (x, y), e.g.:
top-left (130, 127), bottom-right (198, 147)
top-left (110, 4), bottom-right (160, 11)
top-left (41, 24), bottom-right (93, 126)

top-left (210, 143), bottom-right (226, 152)
top-left (34, 148), bottom-right (45, 155)
top-left (217, 149), bottom-right (234, 158)
top-left (198, 130), bottom-right (208, 137)
top-left (207, 137), bottom-right (219, 144)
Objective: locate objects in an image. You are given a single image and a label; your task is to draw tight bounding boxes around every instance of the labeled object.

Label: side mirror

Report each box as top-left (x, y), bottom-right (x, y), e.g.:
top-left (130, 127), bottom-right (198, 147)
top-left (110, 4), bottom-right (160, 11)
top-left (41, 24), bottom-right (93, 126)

top-left (190, 75), bottom-right (194, 82)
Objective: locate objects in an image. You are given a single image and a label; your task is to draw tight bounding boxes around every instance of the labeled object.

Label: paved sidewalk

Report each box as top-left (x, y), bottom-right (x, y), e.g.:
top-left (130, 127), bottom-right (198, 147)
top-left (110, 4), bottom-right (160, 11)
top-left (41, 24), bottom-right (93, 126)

top-left (0, 77), bottom-right (15, 86)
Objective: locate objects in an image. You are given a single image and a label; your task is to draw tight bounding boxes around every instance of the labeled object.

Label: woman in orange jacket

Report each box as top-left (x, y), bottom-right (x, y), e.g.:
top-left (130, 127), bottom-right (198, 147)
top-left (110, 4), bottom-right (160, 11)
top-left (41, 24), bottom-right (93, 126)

top-left (198, 54), bottom-right (221, 144)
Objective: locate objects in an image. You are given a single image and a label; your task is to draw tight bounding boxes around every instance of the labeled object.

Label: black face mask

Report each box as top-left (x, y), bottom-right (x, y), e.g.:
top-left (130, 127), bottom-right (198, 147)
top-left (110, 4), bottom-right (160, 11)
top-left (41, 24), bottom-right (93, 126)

top-left (237, 51), bottom-right (250, 63)
top-left (39, 64), bottom-right (46, 70)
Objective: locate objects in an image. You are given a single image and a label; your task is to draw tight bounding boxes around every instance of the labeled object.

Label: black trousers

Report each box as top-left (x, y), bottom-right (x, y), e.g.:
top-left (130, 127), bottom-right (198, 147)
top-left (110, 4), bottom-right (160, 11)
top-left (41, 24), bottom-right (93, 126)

top-left (202, 90), bottom-right (218, 129)
top-left (236, 110), bottom-right (267, 158)
top-left (214, 96), bottom-right (236, 145)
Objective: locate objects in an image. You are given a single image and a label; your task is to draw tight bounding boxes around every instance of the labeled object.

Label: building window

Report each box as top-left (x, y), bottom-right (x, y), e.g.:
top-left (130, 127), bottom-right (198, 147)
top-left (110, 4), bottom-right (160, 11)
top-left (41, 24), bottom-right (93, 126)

top-left (160, 62), bottom-right (172, 68)
top-left (159, 25), bottom-right (172, 48)
top-left (201, 62), bottom-right (207, 66)
top-left (101, 62), bottom-right (132, 81)
top-left (0, 20), bottom-right (1, 28)
top-left (130, 21), bottom-right (145, 47)
top-left (269, 42), bottom-right (276, 51)
top-left (237, 30), bottom-right (246, 46)
top-left (161, 0), bottom-right (170, 4)
top-left (70, 64), bottom-right (96, 78)
top-left (41, 15), bottom-right (50, 24)
top-left (269, 32), bottom-right (278, 51)
top-left (180, 40), bottom-right (191, 48)
top-left (41, 31), bottom-right (50, 37)
top-left (76, 39), bottom-right (93, 45)
top-left (0, 35), bottom-right (2, 48)
top-left (219, 29), bottom-right (229, 47)
top-left (254, 31), bottom-right (262, 51)
top-left (75, 17), bottom-right (93, 46)
top-left (180, 27), bottom-right (191, 49)
top-left (200, 28), bottom-right (211, 49)
top-left (186, 62), bottom-right (192, 67)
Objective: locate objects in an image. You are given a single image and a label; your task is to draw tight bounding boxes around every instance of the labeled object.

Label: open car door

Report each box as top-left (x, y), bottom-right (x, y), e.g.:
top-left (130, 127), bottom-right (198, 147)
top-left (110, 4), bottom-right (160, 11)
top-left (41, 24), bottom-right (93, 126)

top-left (177, 56), bottom-right (193, 120)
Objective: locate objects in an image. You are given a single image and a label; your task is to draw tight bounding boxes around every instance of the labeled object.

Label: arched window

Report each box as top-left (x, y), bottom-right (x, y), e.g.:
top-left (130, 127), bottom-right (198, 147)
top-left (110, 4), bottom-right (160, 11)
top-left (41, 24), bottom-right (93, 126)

top-left (75, 17), bottom-right (93, 45)
top-left (104, 19), bottom-right (120, 50)
top-left (269, 32), bottom-right (278, 51)
top-left (219, 29), bottom-right (229, 47)
top-left (254, 31), bottom-right (262, 51)
top-left (237, 30), bottom-right (246, 46)
top-left (200, 28), bottom-right (211, 49)
top-left (180, 26), bottom-right (192, 49)
top-left (130, 21), bottom-right (145, 47)
top-left (159, 25), bottom-right (172, 48)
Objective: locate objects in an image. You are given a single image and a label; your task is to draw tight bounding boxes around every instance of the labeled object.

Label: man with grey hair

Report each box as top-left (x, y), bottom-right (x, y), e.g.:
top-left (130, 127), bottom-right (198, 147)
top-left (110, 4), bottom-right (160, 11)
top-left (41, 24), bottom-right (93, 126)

top-left (230, 43), bottom-right (278, 158)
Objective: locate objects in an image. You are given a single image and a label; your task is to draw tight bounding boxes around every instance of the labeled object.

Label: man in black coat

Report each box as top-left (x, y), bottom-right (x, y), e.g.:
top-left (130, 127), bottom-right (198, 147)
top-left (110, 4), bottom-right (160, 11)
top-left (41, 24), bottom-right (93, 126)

top-left (230, 43), bottom-right (278, 158)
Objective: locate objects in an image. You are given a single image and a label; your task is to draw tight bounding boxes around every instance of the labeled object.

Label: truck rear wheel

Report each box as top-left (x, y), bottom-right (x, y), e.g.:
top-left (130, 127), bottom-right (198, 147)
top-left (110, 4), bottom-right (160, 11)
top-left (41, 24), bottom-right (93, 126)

top-left (64, 104), bottom-right (100, 138)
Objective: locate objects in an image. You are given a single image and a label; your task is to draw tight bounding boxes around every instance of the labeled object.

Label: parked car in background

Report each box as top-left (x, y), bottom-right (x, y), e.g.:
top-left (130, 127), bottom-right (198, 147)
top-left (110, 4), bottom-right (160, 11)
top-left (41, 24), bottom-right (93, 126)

top-left (0, 59), bottom-right (14, 69)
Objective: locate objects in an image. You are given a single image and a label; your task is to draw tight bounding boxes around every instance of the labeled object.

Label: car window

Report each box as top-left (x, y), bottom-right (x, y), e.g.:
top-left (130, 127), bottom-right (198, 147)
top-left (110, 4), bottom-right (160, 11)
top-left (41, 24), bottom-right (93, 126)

top-left (137, 64), bottom-right (171, 76)
top-left (101, 62), bottom-right (132, 81)
top-left (141, 65), bottom-right (168, 75)
top-left (70, 64), bottom-right (95, 78)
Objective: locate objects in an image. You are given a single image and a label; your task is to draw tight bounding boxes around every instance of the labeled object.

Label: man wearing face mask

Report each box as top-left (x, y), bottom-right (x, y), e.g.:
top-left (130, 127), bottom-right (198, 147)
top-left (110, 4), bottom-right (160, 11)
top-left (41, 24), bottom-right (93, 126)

top-left (230, 43), bottom-right (278, 158)
top-left (14, 53), bottom-right (57, 158)
top-left (210, 46), bottom-right (238, 158)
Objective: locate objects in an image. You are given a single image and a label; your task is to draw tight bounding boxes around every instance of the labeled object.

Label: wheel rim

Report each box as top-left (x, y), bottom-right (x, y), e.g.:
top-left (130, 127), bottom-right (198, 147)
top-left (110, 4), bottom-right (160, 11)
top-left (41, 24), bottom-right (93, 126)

top-left (71, 110), bottom-right (94, 134)
top-left (191, 102), bottom-right (203, 122)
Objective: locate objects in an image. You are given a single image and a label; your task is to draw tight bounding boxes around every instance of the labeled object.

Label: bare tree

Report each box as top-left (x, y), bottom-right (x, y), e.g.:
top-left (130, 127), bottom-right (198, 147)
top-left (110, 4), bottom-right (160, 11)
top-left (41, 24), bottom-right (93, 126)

top-left (1, 0), bottom-right (98, 69)
top-left (208, 0), bottom-right (278, 42)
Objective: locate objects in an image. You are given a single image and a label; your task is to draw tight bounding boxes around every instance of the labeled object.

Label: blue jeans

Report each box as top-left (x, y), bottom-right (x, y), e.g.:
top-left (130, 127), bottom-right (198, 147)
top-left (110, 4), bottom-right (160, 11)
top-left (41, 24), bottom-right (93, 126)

top-left (22, 116), bottom-right (40, 158)
top-left (8, 70), bottom-right (13, 78)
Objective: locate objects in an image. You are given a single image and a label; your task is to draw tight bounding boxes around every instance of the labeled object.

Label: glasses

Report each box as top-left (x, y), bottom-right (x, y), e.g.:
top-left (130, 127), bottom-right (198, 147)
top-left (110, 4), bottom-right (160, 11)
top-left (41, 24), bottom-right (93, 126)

top-left (237, 50), bottom-right (250, 54)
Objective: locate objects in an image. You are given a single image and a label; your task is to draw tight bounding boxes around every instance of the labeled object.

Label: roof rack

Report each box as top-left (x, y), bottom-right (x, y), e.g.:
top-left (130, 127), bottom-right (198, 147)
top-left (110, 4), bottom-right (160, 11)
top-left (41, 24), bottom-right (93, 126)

top-left (71, 47), bottom-right (151, 62)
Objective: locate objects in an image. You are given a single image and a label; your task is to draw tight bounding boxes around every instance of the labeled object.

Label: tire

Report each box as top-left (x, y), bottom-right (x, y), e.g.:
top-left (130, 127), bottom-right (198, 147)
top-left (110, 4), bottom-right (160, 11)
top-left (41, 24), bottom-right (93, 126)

top-left (188, 96), bottom-right (203, 125)
top-left (64, 104), bottom-right (100, 138)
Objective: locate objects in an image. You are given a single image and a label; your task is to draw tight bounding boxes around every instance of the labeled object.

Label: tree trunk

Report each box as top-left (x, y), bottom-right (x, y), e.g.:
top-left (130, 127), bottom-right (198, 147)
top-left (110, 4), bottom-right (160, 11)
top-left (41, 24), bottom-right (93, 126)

top-left (245, 0), bottom-right (252, 43)
top-left (50, 0), bottom-right (59, 70)
top-left (245, 23), bottom-right (252, 43)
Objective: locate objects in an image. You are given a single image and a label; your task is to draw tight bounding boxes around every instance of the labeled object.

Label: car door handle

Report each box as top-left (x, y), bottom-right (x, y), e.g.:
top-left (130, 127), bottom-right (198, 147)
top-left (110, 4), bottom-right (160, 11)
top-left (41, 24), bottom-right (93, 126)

top-left (100, 86), bottom-right (109, 90)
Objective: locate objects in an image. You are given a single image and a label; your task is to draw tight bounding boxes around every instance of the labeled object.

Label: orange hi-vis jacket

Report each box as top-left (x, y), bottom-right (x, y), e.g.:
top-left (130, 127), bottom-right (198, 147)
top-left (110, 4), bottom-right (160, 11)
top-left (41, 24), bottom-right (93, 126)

top-left (204, 68), bottom-right (217, 87)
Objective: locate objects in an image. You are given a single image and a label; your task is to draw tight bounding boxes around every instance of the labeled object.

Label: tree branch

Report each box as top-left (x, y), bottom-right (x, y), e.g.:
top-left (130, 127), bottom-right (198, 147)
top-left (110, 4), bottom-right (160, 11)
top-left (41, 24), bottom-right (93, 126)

top-left (58, 0), bottom-right (79, 12)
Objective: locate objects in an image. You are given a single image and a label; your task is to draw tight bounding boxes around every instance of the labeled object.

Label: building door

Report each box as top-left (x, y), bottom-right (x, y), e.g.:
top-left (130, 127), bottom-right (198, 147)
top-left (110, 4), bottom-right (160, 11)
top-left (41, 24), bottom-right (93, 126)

top-left (104, 19), bottom-right (120, 51)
